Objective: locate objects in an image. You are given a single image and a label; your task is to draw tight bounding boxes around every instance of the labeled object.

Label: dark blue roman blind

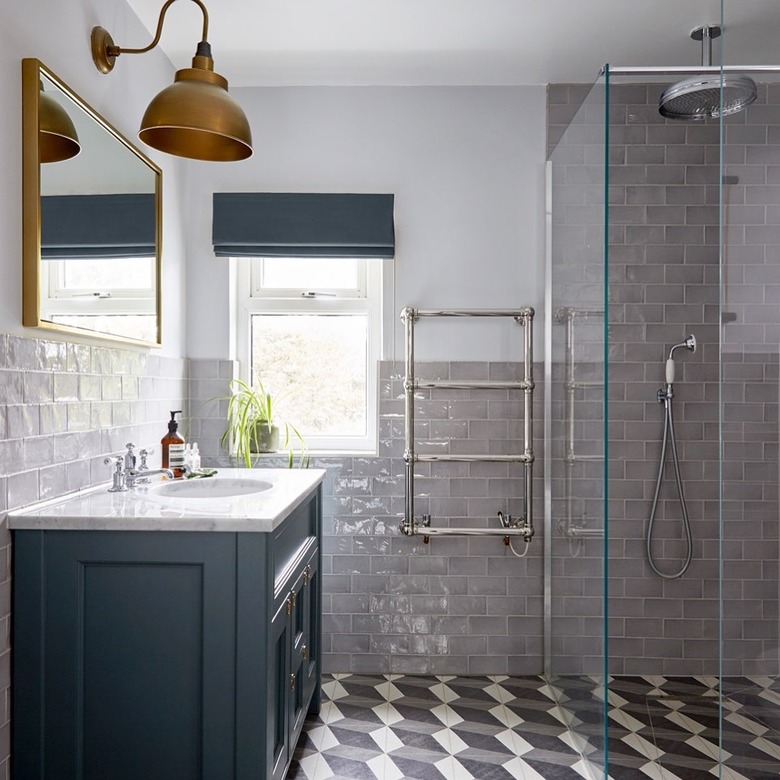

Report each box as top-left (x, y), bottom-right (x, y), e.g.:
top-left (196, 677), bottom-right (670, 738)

top-left (40, 193), bottom-right (156, 259)
top-left (212, 193), bottom-right (395, 258)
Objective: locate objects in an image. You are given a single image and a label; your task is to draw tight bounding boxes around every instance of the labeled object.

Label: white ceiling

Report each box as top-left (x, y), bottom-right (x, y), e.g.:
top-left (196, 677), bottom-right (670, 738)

top-left (122, 0), bottom-right (780, 87)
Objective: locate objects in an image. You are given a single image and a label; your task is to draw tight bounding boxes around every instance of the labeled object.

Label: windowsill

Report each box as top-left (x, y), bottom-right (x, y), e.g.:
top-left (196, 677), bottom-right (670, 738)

top-left (240, 449), bottom-right (380, 461)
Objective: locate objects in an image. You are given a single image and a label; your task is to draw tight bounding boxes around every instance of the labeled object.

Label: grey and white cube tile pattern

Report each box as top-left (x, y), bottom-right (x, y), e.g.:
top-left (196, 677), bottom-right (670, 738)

top-left (290, 674), bottom-right (780, 780)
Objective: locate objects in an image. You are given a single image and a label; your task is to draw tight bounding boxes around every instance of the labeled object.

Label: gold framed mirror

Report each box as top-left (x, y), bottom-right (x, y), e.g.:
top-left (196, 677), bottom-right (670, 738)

top-left (22, 59), bottom-right (162, 347)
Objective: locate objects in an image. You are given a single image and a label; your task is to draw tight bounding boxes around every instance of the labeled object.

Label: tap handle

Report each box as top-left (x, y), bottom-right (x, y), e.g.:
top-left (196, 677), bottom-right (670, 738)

top-left (125, 443), bottom-right (137, 470)
top-left (104, 455), bottom-right (127, 492)
top-left (138, 448), bottom-right (150, 471)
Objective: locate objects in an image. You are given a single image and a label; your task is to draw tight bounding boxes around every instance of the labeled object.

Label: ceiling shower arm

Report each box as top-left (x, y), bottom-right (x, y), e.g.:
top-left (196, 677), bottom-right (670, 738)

top-left (696, 24), bottom-right (720, 68)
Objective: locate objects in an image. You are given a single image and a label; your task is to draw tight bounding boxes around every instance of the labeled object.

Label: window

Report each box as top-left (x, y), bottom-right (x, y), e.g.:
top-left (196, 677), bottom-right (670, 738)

top-left (238, 257), bottom-right (382, 453)
top-left (41, 256), bottom-right (158, 342)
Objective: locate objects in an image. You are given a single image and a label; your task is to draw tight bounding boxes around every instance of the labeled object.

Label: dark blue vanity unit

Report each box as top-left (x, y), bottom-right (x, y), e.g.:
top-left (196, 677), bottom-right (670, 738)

top-left (11, 472), bottom-right (323, 780)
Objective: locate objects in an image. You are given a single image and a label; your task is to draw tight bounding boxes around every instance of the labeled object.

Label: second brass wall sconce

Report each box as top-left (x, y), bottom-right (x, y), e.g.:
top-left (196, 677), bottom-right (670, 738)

top-left (91, 0), bottom-right (252, 162)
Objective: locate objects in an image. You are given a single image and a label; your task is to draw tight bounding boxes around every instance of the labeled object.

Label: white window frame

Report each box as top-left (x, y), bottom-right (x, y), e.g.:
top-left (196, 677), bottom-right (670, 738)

top-left (236, 257), bottom-right (382, 454)
top-left (41, 257), bottom-right (157, 316)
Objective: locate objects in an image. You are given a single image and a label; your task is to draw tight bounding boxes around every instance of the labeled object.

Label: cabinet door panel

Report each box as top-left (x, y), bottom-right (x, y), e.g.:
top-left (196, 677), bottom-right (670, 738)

top-left (302, 550), bottom-right (320, 710)
top-left (20, 531), bottom-right (237, 780)
top-left (82, 563), bottom-right (203, 779)
top-left (289, 569), bottom-right (308, 737)
top-left (269, 596), bottom-right (292, 780)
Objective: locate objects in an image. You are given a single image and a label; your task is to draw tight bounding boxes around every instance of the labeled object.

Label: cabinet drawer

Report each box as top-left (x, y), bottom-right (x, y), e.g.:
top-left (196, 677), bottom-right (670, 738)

top-left (272, 493), bottom-right (317, 588)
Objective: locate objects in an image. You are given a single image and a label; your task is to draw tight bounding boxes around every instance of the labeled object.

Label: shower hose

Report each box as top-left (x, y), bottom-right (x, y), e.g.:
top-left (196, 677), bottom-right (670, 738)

top-left (646, 385), bottom-right (693, 579)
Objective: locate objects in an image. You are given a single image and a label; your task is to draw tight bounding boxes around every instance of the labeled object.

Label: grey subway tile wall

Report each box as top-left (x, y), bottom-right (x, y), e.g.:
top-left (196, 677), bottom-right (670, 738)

top-left (0, 336), bottom-right (188, 508)
top-left (192, 357), bottom-right (545, 675)
top-left (549, 82), bottom-right (780, 675)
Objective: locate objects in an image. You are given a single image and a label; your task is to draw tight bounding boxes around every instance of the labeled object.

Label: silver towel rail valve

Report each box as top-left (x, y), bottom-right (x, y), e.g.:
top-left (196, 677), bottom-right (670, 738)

top-left (421, 514), bottom-right (431, 544)
top-left (497, 511), bottom-right (534, 545)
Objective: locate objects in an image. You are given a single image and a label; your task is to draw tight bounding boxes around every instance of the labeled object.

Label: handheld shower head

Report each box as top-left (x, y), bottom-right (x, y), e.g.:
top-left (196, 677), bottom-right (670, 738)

top-left (665, 334), bottom-right (696, 385)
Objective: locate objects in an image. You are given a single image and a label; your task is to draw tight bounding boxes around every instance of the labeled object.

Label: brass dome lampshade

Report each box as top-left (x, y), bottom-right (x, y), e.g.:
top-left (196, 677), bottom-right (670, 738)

top-left (38, 81), bottom-right (81, 163)
top-left (91, 0), bottom-right (252, 162)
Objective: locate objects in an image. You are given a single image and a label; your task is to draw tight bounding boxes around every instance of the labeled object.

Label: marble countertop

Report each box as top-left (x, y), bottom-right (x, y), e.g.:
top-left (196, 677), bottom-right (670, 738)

top-left (7, 468), bottom-right (326, 533)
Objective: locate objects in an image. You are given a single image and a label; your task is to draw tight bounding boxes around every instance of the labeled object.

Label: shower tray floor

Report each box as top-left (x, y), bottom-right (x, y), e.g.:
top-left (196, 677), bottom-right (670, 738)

top-left (288, 673), bottom-right (780, 780)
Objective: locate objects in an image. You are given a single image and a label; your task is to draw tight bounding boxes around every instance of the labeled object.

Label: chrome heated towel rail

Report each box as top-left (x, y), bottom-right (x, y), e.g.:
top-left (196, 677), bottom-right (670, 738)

top-left (399, 307), bottom-right (535, 541)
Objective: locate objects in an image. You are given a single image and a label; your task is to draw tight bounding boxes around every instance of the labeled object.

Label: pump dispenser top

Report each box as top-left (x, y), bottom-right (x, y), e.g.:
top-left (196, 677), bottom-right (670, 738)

top-left (161, 410), bottom-right (186, 477)
top-left (167, 410), bottom-right (181, 433)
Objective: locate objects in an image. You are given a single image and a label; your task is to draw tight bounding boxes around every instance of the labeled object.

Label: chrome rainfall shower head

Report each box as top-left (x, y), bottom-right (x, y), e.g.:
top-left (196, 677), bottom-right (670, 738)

top-left (660, 75), bottom-right (758, 121)
top-left (659, 25), bottom-right (757, 121)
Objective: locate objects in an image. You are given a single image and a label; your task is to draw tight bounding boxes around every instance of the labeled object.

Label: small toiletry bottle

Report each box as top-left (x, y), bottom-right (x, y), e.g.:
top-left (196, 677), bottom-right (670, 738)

top-left (190, 442), bottom-right (201, 470)
top-left (161, 410), bottom-right (186, 478)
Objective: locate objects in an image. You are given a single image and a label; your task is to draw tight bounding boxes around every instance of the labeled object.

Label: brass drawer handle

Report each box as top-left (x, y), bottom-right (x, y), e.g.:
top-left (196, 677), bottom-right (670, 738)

top-left (301, 644), bottom-right (308, 661)
top-left (291, 590), bottom-right (297, 608)
top-left (285, 597), bottom-right (292, 616)
top-left (290, 674), bottom-right (296, 690)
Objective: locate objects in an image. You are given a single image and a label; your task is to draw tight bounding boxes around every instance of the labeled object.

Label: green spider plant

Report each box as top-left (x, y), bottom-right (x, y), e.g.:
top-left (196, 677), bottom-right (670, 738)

top-left (220, 377), bottom-right (308, 468)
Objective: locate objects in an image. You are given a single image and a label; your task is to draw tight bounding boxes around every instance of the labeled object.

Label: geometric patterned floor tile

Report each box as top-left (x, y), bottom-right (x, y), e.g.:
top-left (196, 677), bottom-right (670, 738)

top-left (289, 674), bottom-right (780, 780)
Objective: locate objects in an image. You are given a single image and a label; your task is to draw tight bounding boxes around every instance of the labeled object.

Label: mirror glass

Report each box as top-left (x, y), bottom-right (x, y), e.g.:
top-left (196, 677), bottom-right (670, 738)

top-left (23, 59), bottom-right (162, 346)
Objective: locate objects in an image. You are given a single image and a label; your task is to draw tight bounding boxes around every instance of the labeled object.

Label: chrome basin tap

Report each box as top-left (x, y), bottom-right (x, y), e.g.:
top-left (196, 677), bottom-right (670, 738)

top-left (126, 467), bottom-right (174, 488)
top-left (104, 454), bottom-right (174, 492)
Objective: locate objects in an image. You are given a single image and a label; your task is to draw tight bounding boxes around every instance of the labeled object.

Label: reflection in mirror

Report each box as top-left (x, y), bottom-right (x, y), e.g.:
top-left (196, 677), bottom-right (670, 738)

top-left (23, 59), bottom-right (162, 346)
top-left (38, 79), bottom-right (81, 163)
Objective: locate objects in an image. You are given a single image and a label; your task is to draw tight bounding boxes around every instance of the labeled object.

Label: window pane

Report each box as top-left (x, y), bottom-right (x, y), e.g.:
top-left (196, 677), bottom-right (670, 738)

top-left (260, 258), bottom-right (359, 291)
top-left (251, 314), bottom-right (367, 437)
top-left (52, 314), bottom-right (157, 342)
top-left (60, 258), bottom-right (154, 290)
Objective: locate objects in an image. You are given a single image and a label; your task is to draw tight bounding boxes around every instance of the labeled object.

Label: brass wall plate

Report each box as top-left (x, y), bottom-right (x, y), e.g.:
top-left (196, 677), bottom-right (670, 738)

top-left (90, 27), bottom-right (118, 74)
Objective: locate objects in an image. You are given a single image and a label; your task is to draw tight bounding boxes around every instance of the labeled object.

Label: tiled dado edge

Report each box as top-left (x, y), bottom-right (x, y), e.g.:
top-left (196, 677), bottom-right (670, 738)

top-left (192, 358), bottom-right (546, 676)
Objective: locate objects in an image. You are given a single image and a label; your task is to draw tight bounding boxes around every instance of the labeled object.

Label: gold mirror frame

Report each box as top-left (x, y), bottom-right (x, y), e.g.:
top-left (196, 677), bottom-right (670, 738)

top-left (22, 58), bottom-right (163, 348)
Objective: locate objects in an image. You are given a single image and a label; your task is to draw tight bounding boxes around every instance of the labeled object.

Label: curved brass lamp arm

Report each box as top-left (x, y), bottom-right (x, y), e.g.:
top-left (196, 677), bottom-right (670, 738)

top-left (110, 0), bottom-right (209, 56)
top-left (92, 0), bottom-right (210, 74)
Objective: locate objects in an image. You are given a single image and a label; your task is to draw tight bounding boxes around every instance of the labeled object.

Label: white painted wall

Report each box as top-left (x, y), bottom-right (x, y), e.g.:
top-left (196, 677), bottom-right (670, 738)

top-left (3, 4), bottom-right (547, 361)
top-left (0, 0), bottom-right (187, 357)
top-left (184, 85), bottom-right (547, 361)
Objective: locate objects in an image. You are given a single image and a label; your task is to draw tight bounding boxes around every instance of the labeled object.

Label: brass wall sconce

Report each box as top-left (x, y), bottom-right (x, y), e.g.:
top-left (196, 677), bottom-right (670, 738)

top-left (91, 0), bottom-right (252, 162)
top-left (39, 80), bottom-right (81, 163)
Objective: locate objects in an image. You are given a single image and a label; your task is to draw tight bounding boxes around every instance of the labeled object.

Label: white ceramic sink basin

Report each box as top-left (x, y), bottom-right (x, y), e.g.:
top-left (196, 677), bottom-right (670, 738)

top-left (149, 477), bottom-right (274, 499)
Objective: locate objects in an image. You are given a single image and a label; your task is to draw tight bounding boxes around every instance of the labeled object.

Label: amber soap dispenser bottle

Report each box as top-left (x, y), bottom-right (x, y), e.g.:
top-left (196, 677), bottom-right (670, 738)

top-left (162, 410), bottom-right (186, 478)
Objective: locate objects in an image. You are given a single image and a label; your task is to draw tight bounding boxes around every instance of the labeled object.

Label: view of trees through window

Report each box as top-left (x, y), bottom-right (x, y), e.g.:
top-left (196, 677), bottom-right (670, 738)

top-left (251, 314), bottom-right (368, 438)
